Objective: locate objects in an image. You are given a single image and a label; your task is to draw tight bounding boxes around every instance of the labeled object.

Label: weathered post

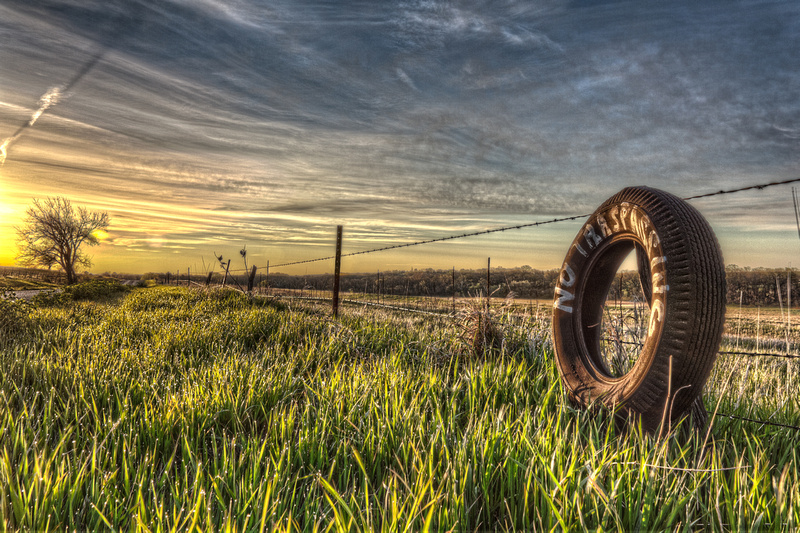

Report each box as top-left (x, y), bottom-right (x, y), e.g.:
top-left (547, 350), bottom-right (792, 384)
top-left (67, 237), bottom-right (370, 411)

top-left (205, 271), bottom-right (213, 286)
top-left (486, 257), bottom-right (491, 312)
top-left (222, 259), bottom-right (231, 288)
top-left (248, 265), bottom-right (257, 292)
top-left (452, 266), bottom-right (456, 314)
top-left (187, 267), bottom-right (190, 286)
top-left (333, 225), bottom-right (343, 318)
top-left (787, 270), bottom-right (792, 355)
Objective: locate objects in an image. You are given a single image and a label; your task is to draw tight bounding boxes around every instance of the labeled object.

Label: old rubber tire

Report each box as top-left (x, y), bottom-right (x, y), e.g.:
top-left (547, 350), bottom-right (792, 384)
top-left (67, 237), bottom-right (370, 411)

top-left (552, 186), bottom-right (726, 433)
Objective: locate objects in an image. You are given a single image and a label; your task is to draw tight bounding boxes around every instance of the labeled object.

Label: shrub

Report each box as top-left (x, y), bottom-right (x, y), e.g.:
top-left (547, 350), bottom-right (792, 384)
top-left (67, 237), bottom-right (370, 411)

top-left (67, 279), bottom-right (130, 300)
top-left (31, 279), bottom-right (130, 306)
top-left (0, 291), bottom-right (30, 339)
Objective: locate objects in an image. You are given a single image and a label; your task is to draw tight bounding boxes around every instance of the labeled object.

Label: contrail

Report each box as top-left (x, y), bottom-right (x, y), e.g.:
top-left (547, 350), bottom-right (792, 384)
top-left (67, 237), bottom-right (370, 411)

top-left (0, 49), bottom-right (106, 165)
top-left (1, 87), bottom-right (61, 164)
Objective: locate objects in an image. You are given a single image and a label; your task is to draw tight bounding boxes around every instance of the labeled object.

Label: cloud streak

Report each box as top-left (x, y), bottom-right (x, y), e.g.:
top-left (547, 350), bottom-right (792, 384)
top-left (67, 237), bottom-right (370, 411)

top-left (1, 87), bottom-right (61, 164)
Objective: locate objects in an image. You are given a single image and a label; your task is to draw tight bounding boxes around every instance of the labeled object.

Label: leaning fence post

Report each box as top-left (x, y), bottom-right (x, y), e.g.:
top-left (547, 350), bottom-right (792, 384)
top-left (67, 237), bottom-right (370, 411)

top-left (333, 225), bottom-right (343, 318)
top-left (248, 265), bottom-right (257, 292)
top-left (222, 259), bottom-right (231, 288)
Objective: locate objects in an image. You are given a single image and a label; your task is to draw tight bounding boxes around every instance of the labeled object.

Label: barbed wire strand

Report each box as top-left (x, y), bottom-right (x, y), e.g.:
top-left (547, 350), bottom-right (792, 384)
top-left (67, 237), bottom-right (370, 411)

top-left (272, 292), bottom-right (452, 317)
top-left (682, 177), bottom-right (800, 201)
top-left (718, 349), bottom-right (800, 359)
top-left (601, 338), bottom-right (800, 360)
top-left (269, 213), bottom-right (591, 268)
top-left (262, 176), bottom-right (800, 269)
top-left (715, 412), bottom-right (800, 432)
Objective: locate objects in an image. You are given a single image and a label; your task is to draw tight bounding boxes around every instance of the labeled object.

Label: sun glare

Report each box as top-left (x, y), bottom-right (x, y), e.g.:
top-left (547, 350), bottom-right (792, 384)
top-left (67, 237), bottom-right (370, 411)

top-left (92, 228), bottom-right (110, 241)
top-left (0, 175), bottom-right (25, 266)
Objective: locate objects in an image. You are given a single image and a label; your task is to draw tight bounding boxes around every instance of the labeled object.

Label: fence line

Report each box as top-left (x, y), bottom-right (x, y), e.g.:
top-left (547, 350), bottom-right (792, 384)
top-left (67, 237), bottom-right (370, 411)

top-left (253, 176), bottom-right (800, 271)
top-left (214, 176), bottom-right (800, 275)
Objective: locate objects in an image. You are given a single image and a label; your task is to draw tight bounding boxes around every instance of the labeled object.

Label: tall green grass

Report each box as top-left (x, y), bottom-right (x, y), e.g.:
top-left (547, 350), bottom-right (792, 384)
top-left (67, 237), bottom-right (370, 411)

top-left (1, 286), bottom-right (799, 531)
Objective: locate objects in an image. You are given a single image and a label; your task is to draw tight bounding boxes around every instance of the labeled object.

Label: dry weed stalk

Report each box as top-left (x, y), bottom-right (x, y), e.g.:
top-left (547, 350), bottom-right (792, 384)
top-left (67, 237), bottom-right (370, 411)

top-left (456, 290), bottom-right (515, 358)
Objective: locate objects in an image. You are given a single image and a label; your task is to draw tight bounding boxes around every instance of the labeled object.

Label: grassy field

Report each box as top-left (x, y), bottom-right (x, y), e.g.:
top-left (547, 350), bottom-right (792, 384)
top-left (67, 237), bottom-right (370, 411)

top-left (2, 283), bottom-right (800, 531)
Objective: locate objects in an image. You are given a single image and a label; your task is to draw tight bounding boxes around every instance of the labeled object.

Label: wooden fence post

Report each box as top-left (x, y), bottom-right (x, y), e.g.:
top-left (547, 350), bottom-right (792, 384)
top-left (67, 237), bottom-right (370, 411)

top-left (248, 265), bottom-right (257, 292)
top-left (222, 259), bottom-right (231, 288)
top-left (787, 270), bottom-right (792, 355)
top-left (205, 271), bottom-right (213, 286)
top-left (333, 225), bottom-right (343, 318)
top-left (452, 266), bottom-right (456, 314)
top-left (486, 257), bottom-right (491, 312)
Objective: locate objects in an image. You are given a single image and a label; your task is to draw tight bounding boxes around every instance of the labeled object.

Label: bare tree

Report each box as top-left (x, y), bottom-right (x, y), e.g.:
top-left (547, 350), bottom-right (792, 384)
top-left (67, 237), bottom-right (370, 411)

top-left (15, 196), bottom-right (109, 284)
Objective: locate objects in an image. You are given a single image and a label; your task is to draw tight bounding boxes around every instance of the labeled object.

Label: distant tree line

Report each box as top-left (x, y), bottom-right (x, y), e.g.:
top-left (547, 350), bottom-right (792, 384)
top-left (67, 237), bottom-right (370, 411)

top-left (724, 265), bottom-right (800, 307)
top-left (256, 265), bottom-right (800, 307)
top-left (11, 262), bottom-right (797, 307)
top-left (261, 265), bottom-right (647, 302)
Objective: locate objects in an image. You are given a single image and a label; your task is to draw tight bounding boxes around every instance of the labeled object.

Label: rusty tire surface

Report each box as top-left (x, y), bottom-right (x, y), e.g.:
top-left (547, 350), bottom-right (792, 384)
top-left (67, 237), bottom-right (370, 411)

top-left (552, 186), bottom-right (726, 433)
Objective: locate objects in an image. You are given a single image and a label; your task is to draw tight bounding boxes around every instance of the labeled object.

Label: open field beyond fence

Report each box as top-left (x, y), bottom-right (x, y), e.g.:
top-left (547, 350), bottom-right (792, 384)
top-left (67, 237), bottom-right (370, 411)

top-left (2, 283), bottom-right (800, 530)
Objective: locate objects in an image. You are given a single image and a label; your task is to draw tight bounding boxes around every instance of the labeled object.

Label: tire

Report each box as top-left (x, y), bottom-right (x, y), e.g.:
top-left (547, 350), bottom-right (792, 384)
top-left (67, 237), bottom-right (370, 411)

top-left (552, 186), bottom-right (726, 433)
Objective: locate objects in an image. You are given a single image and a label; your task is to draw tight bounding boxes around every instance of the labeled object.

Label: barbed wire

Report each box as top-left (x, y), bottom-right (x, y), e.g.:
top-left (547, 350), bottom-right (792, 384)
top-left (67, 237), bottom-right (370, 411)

top-left (262, 176), bottom-right (800, 269)
top-left (601, 338), bottom-right (800, 360)
top-left (718, 349), bottom-right (800, 359)
top-left (715, 412), bottom-right (800, 432)
top-left (162, 176), bottom-right (800, 275)
top-left (269, 213), bottom-right (591, 268)
top-left (265, 291), bottom-right (452, 317)
top-left (681, 177), bottom-right (800, 201)
top-left (341, 298), bottom-right (453, 317)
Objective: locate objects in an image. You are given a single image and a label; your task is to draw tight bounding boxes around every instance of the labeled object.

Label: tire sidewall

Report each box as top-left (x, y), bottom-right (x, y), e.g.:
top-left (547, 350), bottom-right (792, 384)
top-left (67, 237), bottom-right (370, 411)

top-left (553, 198), bottom-right (669, 412)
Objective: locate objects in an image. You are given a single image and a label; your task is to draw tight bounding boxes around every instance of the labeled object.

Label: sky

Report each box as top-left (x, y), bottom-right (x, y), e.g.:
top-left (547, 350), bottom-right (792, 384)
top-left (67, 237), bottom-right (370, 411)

top-left (1, 0), bottom-right (799, 276)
